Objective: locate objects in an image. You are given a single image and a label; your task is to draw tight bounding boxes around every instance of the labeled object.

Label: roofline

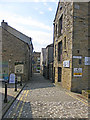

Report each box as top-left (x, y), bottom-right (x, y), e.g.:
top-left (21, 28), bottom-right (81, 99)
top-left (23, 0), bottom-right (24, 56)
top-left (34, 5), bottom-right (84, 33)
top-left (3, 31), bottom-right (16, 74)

top-left (53, 0), bottom-right (60, 23)
top-left (46, 43), bottom-right (54, 48)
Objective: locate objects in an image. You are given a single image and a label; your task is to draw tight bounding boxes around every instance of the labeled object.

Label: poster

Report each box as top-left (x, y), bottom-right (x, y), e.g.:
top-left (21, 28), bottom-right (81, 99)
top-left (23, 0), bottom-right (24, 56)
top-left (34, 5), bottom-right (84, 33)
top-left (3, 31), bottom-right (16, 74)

top-left (85, 57), bottom-right (90, 65)
top-left (9, 73), bottom-right (15, 83)
top-left (74, 68), bottom-right (82, 77)
top-left (63, 60), bottom-right (70, 68)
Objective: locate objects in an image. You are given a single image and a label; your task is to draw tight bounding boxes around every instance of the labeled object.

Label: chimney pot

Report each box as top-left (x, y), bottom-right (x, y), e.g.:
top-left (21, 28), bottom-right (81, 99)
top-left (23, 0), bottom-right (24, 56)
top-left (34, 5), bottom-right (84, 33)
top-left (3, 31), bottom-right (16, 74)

top-left (2, 20), bottom-right (4, 22)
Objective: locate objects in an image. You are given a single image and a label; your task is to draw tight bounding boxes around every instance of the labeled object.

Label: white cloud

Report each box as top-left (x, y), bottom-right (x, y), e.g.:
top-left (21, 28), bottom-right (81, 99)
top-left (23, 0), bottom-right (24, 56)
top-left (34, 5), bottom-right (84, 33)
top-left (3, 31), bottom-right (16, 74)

top-left (0, 11), bottom-right (51, 31)
top-left (35, 7), bottom-right (38, 10)
top-left (48, 7), bottom-right (52, 11)
top-left (39, 11), bottom-right (44, 14)
top-left (43, 2), bottom-right (47, 6)
top-left (14, 25), bottom-right (53, 52)
top-left (0, 0), bottom-right (59, 2)
top-left (0, 10), bottom-right (53, 52)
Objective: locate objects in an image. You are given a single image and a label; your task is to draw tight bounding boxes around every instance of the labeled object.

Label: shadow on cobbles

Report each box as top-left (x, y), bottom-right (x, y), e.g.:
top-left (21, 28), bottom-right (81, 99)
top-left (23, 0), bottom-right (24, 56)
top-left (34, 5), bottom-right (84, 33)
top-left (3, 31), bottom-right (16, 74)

top-left (2, 93), bottom-right (32, 119)
top-left (25, 73), bottom-right (55, 90)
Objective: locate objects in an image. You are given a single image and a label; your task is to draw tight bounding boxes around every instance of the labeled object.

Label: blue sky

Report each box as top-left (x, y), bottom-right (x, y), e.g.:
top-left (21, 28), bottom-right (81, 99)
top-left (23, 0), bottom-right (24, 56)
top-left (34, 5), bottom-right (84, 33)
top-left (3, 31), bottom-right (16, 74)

top-left (0, 0), bottom-right (58, 52)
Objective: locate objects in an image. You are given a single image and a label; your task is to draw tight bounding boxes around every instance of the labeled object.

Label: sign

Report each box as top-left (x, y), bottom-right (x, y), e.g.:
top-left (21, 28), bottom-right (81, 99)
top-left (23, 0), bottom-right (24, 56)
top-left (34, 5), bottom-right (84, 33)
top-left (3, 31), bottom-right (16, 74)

top-left (15, 64), bottom-right (24, 74)
top-left (85, 57), bottom-right (90, 65)
top-left (73, 56), bottom-right (82, 59)
top-left (9, 73), bottom-right (15, 83)
top-left (63, 60), bottom-right (70, 68)
top-left (74, 68), bottom-right (82, 77)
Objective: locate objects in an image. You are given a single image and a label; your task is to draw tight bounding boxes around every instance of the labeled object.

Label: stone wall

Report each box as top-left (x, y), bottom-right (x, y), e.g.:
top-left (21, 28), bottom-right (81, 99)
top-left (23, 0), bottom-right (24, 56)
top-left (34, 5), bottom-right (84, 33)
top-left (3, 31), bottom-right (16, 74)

top-left (72, 2), bottom-right (89, 92)
top-left (2, 27), bottom-right (32, 82)
top-left (32, 52), bottom-right (41, 73)
top-left (54, 2), bottom-right (89, 93)
top-left (54, 2), bottom-right (73, 90)
top-left (0, 27), bottom-right (2, 80)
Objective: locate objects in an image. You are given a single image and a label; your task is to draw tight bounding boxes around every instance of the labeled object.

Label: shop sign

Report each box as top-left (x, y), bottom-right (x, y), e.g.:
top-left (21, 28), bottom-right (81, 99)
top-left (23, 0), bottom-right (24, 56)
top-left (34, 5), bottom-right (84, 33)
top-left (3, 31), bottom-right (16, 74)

top-left (74, 68), bottom-right (82, 77)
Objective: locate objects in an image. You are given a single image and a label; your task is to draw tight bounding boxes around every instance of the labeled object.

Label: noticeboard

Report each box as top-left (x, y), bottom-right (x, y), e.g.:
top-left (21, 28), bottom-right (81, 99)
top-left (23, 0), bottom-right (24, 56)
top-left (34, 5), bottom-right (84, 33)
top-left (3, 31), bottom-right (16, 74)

top-left (74, 68), bottom-right (82, 77)
top-left (15, 64), bottom-right (24, 74)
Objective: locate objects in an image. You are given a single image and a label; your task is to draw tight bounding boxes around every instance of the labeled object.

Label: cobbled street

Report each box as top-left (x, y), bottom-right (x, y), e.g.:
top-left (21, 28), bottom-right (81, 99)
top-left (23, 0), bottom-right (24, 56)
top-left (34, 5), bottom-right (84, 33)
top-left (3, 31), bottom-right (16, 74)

top-left (3, 73), bottom-right (88, 119)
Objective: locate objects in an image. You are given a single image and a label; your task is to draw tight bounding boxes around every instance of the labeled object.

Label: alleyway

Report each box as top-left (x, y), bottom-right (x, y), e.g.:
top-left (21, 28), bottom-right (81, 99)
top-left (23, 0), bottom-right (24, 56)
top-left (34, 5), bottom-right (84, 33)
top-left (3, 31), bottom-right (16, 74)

top-left (3, 73), bottom-right (88, 119)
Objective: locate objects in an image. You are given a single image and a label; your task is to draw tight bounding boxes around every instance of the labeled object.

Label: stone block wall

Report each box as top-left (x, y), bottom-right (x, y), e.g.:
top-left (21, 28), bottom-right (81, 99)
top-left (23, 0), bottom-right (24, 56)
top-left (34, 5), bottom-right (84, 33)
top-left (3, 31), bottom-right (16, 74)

top-left (72, 2), bottom-right (89, 93)
top-left (32, 52), bottom-right (41, 73)
top-left (2, 28), bottom-right (30, 82)
top-left (54, 1), bottom-right (89, 93)
top-left (54, 2), bottom-right (73, 90)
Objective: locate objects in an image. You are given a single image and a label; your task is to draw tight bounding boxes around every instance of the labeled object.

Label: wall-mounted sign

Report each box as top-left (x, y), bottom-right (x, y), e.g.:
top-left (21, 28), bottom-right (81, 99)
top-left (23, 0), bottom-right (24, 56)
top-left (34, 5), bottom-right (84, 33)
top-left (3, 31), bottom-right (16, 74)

top-left (74, 68), bottom-right (82, 77)
top-left (74, 4), bottom-right (80, 9)
top-left (9, 73), bottom-right (15, 83)
top-left (15, 64), bottom-right (24, 74)
top-left (63, 60), bottom-right (70, 68)
top-left (73, 56), bottom-right (82, 59)
top-left (85, 57), bottom-right (90, 65)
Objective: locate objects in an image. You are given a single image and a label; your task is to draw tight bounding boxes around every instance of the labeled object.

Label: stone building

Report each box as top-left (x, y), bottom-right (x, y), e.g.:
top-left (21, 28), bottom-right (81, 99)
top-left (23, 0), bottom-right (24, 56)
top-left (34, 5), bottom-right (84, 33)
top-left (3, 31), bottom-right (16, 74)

top-left (44, 43), bottom-right (54, 81)
top-left (32, 52), bottom-right (41, 73)
top-left (53, 2), bottom-right (89, 93)
top-left (0, 20), bottom-right (33, 82)
top-left (40, 48), bottom-right (46, 76)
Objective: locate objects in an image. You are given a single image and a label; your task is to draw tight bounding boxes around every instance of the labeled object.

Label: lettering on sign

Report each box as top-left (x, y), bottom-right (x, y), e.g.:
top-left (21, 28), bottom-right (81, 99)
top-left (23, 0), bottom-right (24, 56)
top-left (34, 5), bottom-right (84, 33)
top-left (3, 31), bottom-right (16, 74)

top-left (74, 68), bottom-right (82, 77)
top-left (73, 56), bottom-right (82, 59)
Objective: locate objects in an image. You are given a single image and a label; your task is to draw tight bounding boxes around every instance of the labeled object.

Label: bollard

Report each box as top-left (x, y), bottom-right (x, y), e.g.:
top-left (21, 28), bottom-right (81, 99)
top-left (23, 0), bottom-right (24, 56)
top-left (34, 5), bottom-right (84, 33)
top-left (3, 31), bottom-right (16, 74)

top-left (20, 76), bottom-right (22, 86)
top-left (15, 76), bottom-right (17, 91)
top-left (4, 81), bottom-right (8, 103)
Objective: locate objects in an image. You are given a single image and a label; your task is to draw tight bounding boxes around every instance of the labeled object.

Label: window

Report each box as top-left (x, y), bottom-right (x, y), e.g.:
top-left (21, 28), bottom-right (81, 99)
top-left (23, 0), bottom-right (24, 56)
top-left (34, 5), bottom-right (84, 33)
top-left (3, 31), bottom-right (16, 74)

top-left (64, 36), bottom-right (66, 50)
top-left (60, 6), bottom-right (62, 10)
top-left (55, 45), bottom-right (56, 57)
top-left (56, 24), bottom-right (57, 36)
top-left (58, 41), bottom-right (62, 62)
top-left (58, 15), bottom-right (63, 37)
top-left (79, 59), bottom-right (82, 64)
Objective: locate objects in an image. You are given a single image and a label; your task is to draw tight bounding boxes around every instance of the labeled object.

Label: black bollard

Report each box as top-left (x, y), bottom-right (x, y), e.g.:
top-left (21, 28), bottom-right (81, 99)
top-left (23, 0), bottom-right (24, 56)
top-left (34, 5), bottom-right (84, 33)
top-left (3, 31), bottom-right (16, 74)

top-left (20, 76), bottom-right (22, 86)
top-left (4, 81), bottom-right (8, 103)
top-left (15, 76), bottom-right (17, 91)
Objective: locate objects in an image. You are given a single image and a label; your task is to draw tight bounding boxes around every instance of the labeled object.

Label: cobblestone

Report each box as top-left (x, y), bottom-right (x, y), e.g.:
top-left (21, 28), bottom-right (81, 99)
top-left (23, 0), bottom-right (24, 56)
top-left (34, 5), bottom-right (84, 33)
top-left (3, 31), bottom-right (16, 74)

top-left (3, 73), bottom-right (89, 119)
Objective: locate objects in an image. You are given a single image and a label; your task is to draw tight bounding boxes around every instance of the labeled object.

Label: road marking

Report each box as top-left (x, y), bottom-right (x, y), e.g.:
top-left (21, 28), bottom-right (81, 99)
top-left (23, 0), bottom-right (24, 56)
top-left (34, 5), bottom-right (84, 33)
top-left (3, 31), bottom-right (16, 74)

top-left (17, 90), bottom-right (29, 119)
top-left (11, 90), bottom-right (27, 118)
top-left (15, 90), bottom-right (27, 111)
top-left (66, 92), bottom-right (89, 106)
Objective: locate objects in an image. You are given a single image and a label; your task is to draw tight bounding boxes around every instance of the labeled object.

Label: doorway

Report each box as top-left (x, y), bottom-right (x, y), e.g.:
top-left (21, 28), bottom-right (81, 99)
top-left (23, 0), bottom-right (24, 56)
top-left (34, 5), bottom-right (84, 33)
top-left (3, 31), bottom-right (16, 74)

top-left (58, 67), bottom-right (62, 82)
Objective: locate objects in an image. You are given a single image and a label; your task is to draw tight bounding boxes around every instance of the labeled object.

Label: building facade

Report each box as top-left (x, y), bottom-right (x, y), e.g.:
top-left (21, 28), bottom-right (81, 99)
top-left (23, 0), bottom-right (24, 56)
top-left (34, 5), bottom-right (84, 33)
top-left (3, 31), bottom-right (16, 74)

top-left (53, 2), bottom-right (89, 93)
top-left (40, 48), bottom-right (46, 75)
top-left (32, 52), bottom-right (41, 73)
top-left (0, 20), bottom-right (33, 82)
top-left (43, 44), bottom-right (54, 81)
